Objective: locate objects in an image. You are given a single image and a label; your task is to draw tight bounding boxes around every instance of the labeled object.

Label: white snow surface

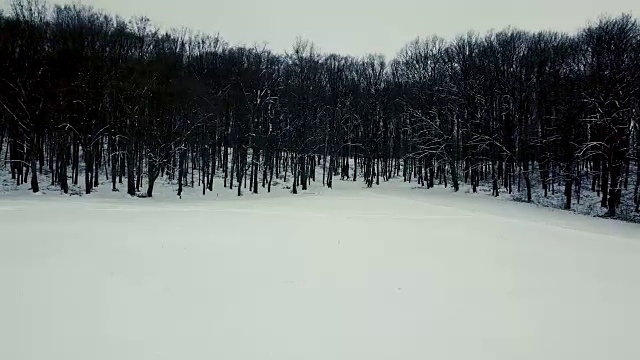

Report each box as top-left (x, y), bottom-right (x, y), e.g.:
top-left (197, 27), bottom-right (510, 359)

top-left (1, 178), bottom-right (639, 360)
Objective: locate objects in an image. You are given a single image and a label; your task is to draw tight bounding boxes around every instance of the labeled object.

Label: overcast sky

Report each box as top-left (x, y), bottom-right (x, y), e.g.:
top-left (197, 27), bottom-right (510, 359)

top-left (22, 0), bottom-right (640, 58)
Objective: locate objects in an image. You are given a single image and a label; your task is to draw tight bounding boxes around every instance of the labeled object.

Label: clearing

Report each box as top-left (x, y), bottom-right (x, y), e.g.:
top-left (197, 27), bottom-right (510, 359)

top-left (1, 179), bottom-right (639, 360)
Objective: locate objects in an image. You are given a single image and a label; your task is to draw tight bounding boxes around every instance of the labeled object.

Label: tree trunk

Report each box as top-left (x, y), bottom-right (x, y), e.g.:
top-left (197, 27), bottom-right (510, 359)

top-left (601, 158), bottom-right (609, 208)
top-left (275, 150), bottom-right (281, 179)
top-left (564, 173), bottom-right (572, 210)
top-left (51, 144), bottom-right (57, 186)
top-left (60, 141), bottom-right (69, 194)
top-left (252, 148), bottom-right (259, 194)
top-left (523, 160), bottom-right (532, 203)
top-left (301, 155), bottom-right (308, 190)
top-left (72, 137), bottom-right (79, 185)
top-left (540, 159), bottom-right (549, 197)
top-left (471, 160), bottom-right (477, 193)
top-left (322, 147), bottom-right (327, 186)
top-left (635, 154), bottom-right (640, 212)
top-left (327, 152), bottom-right (333, 189)
top-left (146, 159), bottom-right (160, 198)
top-left (262, 150), bottom-right (269, 188)
top-left (243, 149), bottom-right (248, 189)
top-left (111, 137), bottom-right (118, 191)
top-left (249, 149), bottom-right (254, 192)
top-left (268, 153), bottom-right (274, 193)
top-left (202, 147), bottom-right (208, 195)
top-left (443, 164), bottom-right (448, 188)
top-left (607, 155), bottom-right (623, 216)
top-left (84, 142), bottom-right (93, 195)
top-left (208, 147), bottom-right (215, 192)
top-left (177, 149), bottom-right (185, 198)
top-left (353, 147), bottom-right (358, 181)
top-left (0, 129), bottom-right (4, 171)
top-left (508, 162), bottom-right (513, 194)
top-left (230, 147), bottom-right (235, 191)
top-left (450, 159), bottom-right (459, 192)
top-left (223, 143), bottom-right (229, 188)
top-left (126, 142), bottom-right (136, 196)
top-left (623, 156), bottom-right (630, 190)
top-left (237, 146), bottom-right (243, 196)
top-left (136, 148), bottom-right (142, 192)
top-left (591, 157), bottom-right (600, 192)
top-left (30, 137), bottom-right (39, 193)
top-left (283, 152), bottom-right (288, 183)
top-left (292, 155), bottom-right (298, 194)
top-left (190, 146), bottom-right (195, 187)
top-left (119, 148), bottom-right (124, 184)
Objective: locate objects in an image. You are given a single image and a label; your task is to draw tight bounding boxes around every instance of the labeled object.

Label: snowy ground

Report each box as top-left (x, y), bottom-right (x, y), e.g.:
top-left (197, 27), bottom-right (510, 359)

top-left (1, 178), bottom-right (639, 360)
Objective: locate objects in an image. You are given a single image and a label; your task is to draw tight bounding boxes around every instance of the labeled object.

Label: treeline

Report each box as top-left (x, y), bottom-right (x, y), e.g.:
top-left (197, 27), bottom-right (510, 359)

top-left (1, 0), bottom-right (639, 216)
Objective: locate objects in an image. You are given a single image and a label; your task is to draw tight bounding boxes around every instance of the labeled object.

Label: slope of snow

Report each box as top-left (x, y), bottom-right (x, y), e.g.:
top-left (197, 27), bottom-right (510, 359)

top-left (1, 178), bottom-right (639, 360)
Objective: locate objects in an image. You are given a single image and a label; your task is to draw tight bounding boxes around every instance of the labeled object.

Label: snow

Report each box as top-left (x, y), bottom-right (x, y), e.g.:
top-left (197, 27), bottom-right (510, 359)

top-left (1, 178), bottom-right (639, 360)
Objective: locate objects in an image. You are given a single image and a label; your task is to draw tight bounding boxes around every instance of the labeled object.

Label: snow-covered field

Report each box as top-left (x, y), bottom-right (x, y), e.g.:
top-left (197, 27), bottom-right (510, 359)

top-left (1, 178), bottom-right (639, 360)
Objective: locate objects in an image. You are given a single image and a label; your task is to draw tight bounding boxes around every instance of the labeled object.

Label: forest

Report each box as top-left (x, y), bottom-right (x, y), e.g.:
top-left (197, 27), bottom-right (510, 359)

top-left (1, 0), bottom-right (639, 218)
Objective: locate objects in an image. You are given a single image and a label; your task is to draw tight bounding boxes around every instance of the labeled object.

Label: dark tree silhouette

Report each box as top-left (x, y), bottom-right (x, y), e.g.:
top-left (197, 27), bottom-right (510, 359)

top-left (1, 0), bottom-right (639, 220)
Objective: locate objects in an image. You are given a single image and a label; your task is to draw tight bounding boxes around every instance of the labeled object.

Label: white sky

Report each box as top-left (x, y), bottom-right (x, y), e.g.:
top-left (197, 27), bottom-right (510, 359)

top-left (8, 0), bottom-right (640, 58)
